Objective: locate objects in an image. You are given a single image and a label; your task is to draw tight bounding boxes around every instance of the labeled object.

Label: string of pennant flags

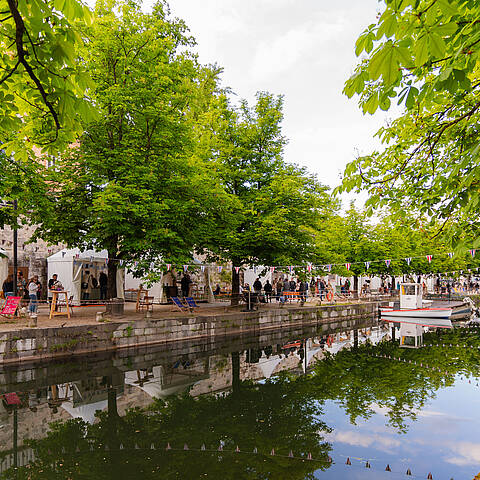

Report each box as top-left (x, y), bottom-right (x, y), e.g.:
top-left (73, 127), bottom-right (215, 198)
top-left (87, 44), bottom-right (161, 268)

top-left (66, 248), bottom-right (480, 275)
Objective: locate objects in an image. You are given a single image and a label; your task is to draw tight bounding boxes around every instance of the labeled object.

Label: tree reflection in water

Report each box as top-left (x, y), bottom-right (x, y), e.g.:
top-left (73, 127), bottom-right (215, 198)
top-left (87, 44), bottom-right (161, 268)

top-left (3, 327), bottom-right (479, 479)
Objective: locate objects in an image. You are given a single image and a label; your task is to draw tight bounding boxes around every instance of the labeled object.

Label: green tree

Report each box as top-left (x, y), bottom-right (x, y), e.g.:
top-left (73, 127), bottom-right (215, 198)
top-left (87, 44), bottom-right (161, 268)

top-left (34, 1), bottom-right (234, 298)
top-left (0, 0), bottom-right (95, 156)
top-left (340, 0), bottom-right (480, 249)
top-left (206, 92), bottom-right (332, 303)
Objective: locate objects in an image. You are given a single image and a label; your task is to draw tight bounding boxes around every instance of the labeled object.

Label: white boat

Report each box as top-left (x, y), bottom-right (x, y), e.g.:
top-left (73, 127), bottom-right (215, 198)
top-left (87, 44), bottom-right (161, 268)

top-left (380, 283), bottom-right (452, 327)
top-left (381, 314), bottom-right (452, 329)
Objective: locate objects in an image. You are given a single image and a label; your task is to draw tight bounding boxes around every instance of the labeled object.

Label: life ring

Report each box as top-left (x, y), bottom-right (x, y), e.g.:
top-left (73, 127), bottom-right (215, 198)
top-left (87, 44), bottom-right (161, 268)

top-left (326, 291), bottom-right (334, 302)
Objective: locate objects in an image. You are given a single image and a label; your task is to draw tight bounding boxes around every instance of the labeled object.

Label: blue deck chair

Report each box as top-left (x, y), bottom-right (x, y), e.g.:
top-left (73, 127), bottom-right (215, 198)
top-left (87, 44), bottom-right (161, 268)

top-left (171, 296), bottom-right (188, 311)
top-left (185, 297), bottom-right (200, 309)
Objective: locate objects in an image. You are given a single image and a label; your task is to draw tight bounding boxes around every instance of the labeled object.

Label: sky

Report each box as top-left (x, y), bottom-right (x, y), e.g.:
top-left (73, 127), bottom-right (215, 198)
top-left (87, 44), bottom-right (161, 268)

top-left (157, 0), bottom-right (393, 193)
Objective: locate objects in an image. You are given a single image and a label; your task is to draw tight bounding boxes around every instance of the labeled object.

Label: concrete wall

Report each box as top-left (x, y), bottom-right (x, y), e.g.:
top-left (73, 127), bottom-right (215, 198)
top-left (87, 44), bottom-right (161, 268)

top-left (0, 302), bottom-right (381, 365)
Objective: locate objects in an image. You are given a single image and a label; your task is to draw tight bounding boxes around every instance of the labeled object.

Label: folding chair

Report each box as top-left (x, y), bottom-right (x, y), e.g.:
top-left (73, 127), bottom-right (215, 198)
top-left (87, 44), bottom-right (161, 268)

top-left (185, 297), bottom-right (200, 309)
top-left (171, 296), bottom-right (189, 312)
top-left (0, 296), bottom-right (21, 319)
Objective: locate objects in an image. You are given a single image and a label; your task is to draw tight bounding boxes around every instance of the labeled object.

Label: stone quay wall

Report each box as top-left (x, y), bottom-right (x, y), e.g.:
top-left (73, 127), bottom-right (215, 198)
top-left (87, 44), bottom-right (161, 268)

top-left (0, 302), bottom-right (382, 365)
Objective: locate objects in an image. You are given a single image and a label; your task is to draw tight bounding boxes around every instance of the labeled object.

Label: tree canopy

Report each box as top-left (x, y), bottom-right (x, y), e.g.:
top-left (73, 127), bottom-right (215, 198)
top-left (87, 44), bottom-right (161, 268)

top-left (340, 0), bottom-right (480, 249)
top-left (0, 0), bottom-right (95, 157)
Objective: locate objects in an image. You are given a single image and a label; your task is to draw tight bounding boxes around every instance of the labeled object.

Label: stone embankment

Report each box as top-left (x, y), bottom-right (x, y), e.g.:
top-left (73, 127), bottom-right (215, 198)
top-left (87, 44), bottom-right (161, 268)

top-left (0, 302), bottom-right (382, 364)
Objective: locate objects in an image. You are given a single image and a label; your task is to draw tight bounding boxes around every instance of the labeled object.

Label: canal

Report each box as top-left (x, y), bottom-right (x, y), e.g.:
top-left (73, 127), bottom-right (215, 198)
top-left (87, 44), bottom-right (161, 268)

top-left (0, 318), bottom-right (478, 479)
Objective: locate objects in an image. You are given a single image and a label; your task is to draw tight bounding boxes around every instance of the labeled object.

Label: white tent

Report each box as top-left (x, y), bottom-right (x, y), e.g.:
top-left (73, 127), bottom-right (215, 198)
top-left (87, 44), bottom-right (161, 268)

top-left (0, 248), bottom-right (8, 289)
top-left (47, 248), bottom-right (124, 305)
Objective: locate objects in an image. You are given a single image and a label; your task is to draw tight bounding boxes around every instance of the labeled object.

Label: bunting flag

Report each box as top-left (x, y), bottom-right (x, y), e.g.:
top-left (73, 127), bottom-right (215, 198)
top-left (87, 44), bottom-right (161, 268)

top-left (447, 252), bottom-right (454, 258)
top-left (470, 249), bottom-right (476, 257)
top-left (183, 265), bottom-right (188, 272)
top-left (234, 266), bottom-right (240, 274)
top-left (426, 255), bottom-right (432, 263)
top-left (385, 259), bottom-right (391, 267)
top-left (75, 253), bottom-right (79, 259)
top-left (326, 264), bottom-right (332, 272)
top-left (288, 266), bottom-right (294, 274)
top-left (200, 265), bottom-right (205, 273)
top-left (134, 261), bottom-right (138, 267)
top-left (218, 266), bottom-right (223, 273)
top-left (364, 261), bottom-right (370, 270)
top-left (307, 264), bottom-right (312, 272)
top-left (405, 257), bottom-right (411, 265)
top-left (90, 256), bottom-right (94, 262)
top-left (345, 263), bottom-right (351, 271)
top-left (119, 260), bottom-right (124, 267)
top-left (105, 258), bottom-right (109, 265)
top-left (150, 262), bottom-right (155, 270)
top-left (166, 263), bottom-right (171, 271)
top-left (270, 266), bottom-right (275, 273)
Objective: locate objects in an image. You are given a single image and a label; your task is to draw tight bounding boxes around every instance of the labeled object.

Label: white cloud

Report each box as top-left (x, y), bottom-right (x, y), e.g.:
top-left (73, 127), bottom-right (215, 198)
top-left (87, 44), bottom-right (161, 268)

top-left (446, 442), bottom-right (480, 466)
top-left (325, 429), bottom-right (402, 451)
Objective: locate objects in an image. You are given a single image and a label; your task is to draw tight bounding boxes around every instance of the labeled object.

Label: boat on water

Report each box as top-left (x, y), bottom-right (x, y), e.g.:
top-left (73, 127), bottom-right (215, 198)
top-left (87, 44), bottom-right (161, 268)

top-left (380, 283), bottom-right (453, 328)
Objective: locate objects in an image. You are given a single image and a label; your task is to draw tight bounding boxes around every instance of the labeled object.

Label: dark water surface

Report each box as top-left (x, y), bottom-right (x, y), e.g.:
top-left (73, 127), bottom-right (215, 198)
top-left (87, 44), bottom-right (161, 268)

top-left (0, 318), bottom-right (479, 480)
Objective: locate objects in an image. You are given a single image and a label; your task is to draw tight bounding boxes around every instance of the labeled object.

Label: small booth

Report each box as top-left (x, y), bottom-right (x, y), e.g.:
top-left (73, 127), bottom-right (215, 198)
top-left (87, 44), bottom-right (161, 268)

top-left (47, 248), bottom-right (124, 305)
top-left (399, 283), bottom-right (423, 309)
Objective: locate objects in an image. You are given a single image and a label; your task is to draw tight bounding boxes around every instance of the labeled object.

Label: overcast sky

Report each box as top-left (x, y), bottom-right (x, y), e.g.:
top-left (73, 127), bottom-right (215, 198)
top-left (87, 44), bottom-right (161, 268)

top-left (160, 0), bottom-right (392, 196)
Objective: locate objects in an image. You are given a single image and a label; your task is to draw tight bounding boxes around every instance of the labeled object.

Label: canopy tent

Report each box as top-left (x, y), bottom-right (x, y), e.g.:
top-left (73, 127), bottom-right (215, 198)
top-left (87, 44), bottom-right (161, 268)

top-left (47, 248), bottom-right (124, 305)
top-left (0, 248), bottom-right (8, 290)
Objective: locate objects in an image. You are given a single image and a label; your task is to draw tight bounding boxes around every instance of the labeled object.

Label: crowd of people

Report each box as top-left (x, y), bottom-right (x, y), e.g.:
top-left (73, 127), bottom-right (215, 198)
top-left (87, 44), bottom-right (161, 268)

top-left (240, 276), bottom-right (337, 303)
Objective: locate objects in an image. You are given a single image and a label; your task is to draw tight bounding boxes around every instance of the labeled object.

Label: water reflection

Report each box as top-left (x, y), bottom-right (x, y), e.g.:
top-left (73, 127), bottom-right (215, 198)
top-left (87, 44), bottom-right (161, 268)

top-left (0, 320), bottom-right (479, 479)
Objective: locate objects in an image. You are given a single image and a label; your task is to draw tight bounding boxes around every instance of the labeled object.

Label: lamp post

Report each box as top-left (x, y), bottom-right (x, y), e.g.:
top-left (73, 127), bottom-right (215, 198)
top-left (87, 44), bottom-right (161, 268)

top-left (13, 199), bottom-right (17, 296)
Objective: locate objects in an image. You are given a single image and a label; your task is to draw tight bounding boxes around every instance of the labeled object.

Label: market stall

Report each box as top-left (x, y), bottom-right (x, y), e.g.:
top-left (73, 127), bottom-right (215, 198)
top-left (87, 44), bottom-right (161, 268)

top-left (47, 248), bottom-right (124, 305)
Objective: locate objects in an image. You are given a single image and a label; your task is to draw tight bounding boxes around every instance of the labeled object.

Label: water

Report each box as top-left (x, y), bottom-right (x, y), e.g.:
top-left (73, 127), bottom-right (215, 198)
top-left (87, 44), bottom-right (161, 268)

top-left (0, 319), bottom-right (479, 480)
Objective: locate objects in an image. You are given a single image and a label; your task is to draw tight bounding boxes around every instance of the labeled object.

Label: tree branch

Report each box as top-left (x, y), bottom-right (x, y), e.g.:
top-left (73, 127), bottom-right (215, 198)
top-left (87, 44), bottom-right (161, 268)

top-left (7, 0), bottom-right (60, 137)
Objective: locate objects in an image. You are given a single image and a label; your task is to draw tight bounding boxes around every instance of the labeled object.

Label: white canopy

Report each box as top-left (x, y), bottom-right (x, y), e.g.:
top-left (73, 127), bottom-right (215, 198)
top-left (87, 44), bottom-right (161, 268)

top-left (47, 248), bottom-right (124, 305)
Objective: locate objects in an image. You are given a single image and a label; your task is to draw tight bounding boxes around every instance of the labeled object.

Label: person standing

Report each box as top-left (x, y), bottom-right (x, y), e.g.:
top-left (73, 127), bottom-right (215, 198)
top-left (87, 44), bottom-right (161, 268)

top-left (48, 274), bottom-right (60, 310)
top-left (28, 276), bottom-right (39, 315)
top-left (99, 271), bottom-right (108, 300)
top-left (2, 275), bottom-right (13, 298)
top-left (299, 279), bottom-right (308, 302)
top-left (181, 273), bottom-right (192, 298)
top-left (17, 271), bottom-right (27, 299)
top-left (276, 279), bottom-right (283, 302)
top-left (253, 277), bottom-right (262, 294)
top-left (264, 280), bottom-right (272, 302)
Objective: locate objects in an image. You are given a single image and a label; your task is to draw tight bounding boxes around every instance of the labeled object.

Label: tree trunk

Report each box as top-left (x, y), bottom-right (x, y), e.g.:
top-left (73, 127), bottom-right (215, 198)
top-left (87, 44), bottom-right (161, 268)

top-left (231, 351), bottom-right (241, 394)
top-left (353, 275), bottom-right (359, 298)
top-left (231, 262), bottom-right (240, 306)
top-left (107, 249), bottom-right (118, 299)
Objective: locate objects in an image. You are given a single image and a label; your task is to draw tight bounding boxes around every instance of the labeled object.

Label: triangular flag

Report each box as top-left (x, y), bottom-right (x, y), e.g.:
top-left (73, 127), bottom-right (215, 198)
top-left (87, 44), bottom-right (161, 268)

top-left (234, 266), bottom-right (240, 274)
top-left (470, 249), bottom-right (476, 257)
top-left (405, 257), bottom-right (411, 265)
top-left (307, 264), bottom-right (312, 272)
top-left (447, 252), bottom-right (454, 258)
top-left (150, 262), bottom-right (155, 269)
top-left (183, 265), bottom-right (188, 272)
top-left (200, 265), bottom-right (205, 272)
top-left (364, 261), bottom-right (370, 270)
top-left (345, 263), bottom-right (351, 271)
top-left (105, 258), bottom-right (109, 265)
top-left (326, 264), bottom-right (332, 272)
top-left (218, 266), bottom-right (223, 273)
top-left (385, 259), bottom-right (391, 267)
top-left (426, 254), bottom-right (432, 263)
top-left (270, 266), bottom-right (275, 273)
top-left (166, 263), bottom-right (171, 271)
top-left (288, 266), bottom-right (294, 273)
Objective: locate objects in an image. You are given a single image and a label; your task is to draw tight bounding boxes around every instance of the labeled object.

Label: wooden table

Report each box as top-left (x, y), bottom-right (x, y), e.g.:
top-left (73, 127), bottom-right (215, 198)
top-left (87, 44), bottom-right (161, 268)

top-left (49, 291), bottom-right (71, 319)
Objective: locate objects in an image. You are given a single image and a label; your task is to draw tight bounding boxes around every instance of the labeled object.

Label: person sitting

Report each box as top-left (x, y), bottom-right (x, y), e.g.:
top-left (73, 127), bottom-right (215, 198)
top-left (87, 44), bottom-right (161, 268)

top-left (213, 284), bottom-right (221, 296)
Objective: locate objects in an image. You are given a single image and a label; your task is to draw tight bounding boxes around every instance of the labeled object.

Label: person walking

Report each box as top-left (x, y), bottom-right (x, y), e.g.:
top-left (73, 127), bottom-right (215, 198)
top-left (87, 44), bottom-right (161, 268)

top-left (28, 276), bottom-right (39, 315)
top-left (264, 280), bottom-right (272, 302)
